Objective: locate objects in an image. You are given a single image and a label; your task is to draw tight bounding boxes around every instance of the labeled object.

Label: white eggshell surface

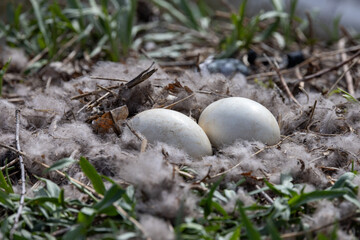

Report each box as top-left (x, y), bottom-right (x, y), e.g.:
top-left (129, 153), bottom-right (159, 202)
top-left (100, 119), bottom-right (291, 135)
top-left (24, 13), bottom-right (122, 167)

top-left (130, 109), bottom-right (212, 158)
top-left (198, 97), bottom-right (280, 147)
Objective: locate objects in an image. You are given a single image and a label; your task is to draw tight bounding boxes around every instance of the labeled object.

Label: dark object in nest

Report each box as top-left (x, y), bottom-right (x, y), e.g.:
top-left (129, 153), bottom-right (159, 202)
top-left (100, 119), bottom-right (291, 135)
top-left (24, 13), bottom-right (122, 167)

top-left (286, 51), bottom-right (305, 68)
top-left (206, 58), bottom-right (249, 76)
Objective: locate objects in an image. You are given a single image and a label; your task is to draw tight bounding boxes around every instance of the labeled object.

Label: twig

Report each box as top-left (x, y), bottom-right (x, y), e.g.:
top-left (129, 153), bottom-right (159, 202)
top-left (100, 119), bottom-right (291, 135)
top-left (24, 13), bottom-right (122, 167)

top-left (265, 55), bottom-right (301, 107)
top-left (1, 158), bottom-right (19, 171)
top-left (71, 85), bottom-right (120, 100)
top-left (0, 143), bottom-right (27, 156)
top-left (125, 62), bottom-right (157, 89)
top-left (9, 110), bottom-right (26, 239)
top-left (210, 135), bottom-right (293, 179)
top-left (255, 185), bottom-right (274, 204)
top-left (76, 62), bottom-right (157, 114)
top-left (125, 122), bottom-right (148, 153)
top-left (326, 59), bottom-right (358, 97)
top-left (0, 142), bottom-right (149, 238)
top-left (246, 45), bottom-right (360, 81)
top-left (90, 76), bottom-right (128, 82)
top-left (96, 84), bottom-right (117, 96)
top-left (281, 212), bottom-right (359, 239)
top-left (32, 159), bottom-right (148, 238)
top-left (306, 100), bottom-right (317, 129)
top-left (301, 50), bottom-right (360, 83)
top-left (163, 93), bottom-right (195, 109)
top-left (158, 60), bottom-right (198, 68)
top-left (338, 38), bottom-right (355, 95)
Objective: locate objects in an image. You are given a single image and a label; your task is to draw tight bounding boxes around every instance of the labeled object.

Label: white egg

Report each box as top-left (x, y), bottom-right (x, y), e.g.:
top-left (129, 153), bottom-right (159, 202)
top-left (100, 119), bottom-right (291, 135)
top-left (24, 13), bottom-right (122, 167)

top-left (198, 97), bottom-right (280, 147)
top-left (130, 109), bottom-right (213, 158)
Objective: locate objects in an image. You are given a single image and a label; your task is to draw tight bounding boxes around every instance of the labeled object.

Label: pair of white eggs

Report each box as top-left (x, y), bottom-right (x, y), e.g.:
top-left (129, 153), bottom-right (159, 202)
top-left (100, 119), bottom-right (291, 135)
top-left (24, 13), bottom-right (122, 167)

top-left (130, 97), bottom-right (280, 158)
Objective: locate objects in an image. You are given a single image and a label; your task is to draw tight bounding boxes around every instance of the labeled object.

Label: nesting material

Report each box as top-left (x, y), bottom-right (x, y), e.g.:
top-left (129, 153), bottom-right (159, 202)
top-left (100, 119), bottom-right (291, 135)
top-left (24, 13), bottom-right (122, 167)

top-left (129, 108), bottom-right (212, 158)
top-left (198, 97), bottom-right (281, 147)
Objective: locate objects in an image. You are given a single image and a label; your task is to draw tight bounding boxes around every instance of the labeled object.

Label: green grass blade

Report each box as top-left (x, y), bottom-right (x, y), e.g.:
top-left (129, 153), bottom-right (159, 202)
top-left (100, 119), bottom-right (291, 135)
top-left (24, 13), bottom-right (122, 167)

top-left (238, 203), bottom-right (261, 240)
top-left (0, 58), bottom-right (11, 97)
top-left (201, 176), bottom-right (223, 218)
top-left (151, 0), bottom-right (189, 27)
top-left (229, 226), bottom-right (241, 240)
top-left (93, 184), bottom-right (125, 214)
top-left (79, 156), bottom-right (106, 195)
top-left (0, 190), bottom-right (15, 209)
top-left (0, 168), bottom-right (13, 194)
top-left (288, 189), bottom-right (348, 209)
top-left (178, 0), bottom-right (200, 30)
top-left (29, 0), bottom-right (50, 50)
top-left (38, 177), bottom-right (61, 198)
top-left (46, 158), bottom-right (76, 172)
top-left (266, 218), bottom-right (282, 240)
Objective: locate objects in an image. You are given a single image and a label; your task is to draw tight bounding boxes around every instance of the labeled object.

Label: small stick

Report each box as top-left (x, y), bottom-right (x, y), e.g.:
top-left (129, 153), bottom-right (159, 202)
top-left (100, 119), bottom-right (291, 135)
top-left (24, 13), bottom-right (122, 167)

top-left (326, 59), bottom-right (358, 97)
top-left (0, 143), bottom-right (27, 156)
top-left (306, 100), bottom-right (317, 129)
top-left (1, 158), bottom-right (19, 171)
top-left (71, 85), bottom-right (120, 100)
top-left (301, 50), bottom-right (360, 82)
top-left (281, 212), bottom-right (359, 239)
top-left (125, 122), bottom-right (148, 152)
top-left (338, 38), bottom-right (355, 95)
top-left (0, 143), bottom-right (148, 238)
top-left (159, 60), bottom-right (197, 68)
top-left (246, 45), bottom-right (360, 81)
top-left (32, 159), bottom-right (148, 238)
top-left (255, 185), bottom-right (274, 204)
top-left (125, 62), bottom-right (157, 89)
top-left (210, 135), bottom-right (294, 179)
top-left (265, 55), bottom-right (301, 107)
top-left (86, 92), bottom-right (110, 109)
top-left (96, 84), bottom-right (117, 96)
top-left (90, 76), bottom-right (128, 82)
top-left (9, 110), bottom-right (26, 239)
top-left (163, 93), bottom-right (195, 109)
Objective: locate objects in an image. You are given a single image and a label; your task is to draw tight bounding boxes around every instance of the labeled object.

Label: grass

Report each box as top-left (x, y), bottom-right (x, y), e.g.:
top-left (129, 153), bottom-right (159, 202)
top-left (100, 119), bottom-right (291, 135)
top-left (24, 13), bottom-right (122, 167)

top-left (0, 0), bottom-right (137, 66)
top-left (0, 58), bottom-right (11, 97)
top-left (1, 157), bottom-right (359, 239)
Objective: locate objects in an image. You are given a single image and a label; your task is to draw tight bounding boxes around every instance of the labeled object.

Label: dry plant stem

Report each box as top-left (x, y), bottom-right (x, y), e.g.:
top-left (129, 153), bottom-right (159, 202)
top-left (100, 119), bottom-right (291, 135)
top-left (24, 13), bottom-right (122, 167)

top-left (326, 60), bottom-right (358, 97)
top-left (32, 160), bottom-right (149, 238)
top-left (301, 50), bottom-right (360, 83)
top-left (0, 143), bottom-right (27, 156)
top-left (339, 39), bottom-right (355, 95)
top-left (246, 45), bottom-right (360, 81)
top-left (22, 47), bottom-right (48, 74)
top-left (281, 212), bottom-right (359, 239)
top-left (159, 60), bottom-right (197, 68)
top-left (125, 122), bottom-right (148, 152)
top-left (265, 54), bottom-right (301, 107)
top-left (1, 158), bottom-right (19, 171)
top-left (210, 135), bottom-right (293, 179)
top-left (87, 92), bottom-right (110, 109)
top-left (96, 84), bottom-right (117, 96)
top-left (9, 110), bottom-right (26, 239)
top-left (274, 62), bottom-right (301, 107)
top-left (306, 100), bottom-right (317, 129)
top-left (255, 185), bottom-right (273, 204)
top-left (163, 93), bottom-right (195, 109)
top-left (0, 144), bottom-right (148, 238)
top-left (90, 76), bottom-right (128, 82)
top-left (71, 85), bottom-right (120, 100)
top-left (125, 62), bottom-right (157, 89)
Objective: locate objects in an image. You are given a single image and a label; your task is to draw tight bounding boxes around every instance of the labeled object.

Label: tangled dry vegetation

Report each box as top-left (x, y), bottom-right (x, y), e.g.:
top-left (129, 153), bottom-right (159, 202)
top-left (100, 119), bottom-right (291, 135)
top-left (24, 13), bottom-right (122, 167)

top-left (0, 1), bottom-right (360, 239)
